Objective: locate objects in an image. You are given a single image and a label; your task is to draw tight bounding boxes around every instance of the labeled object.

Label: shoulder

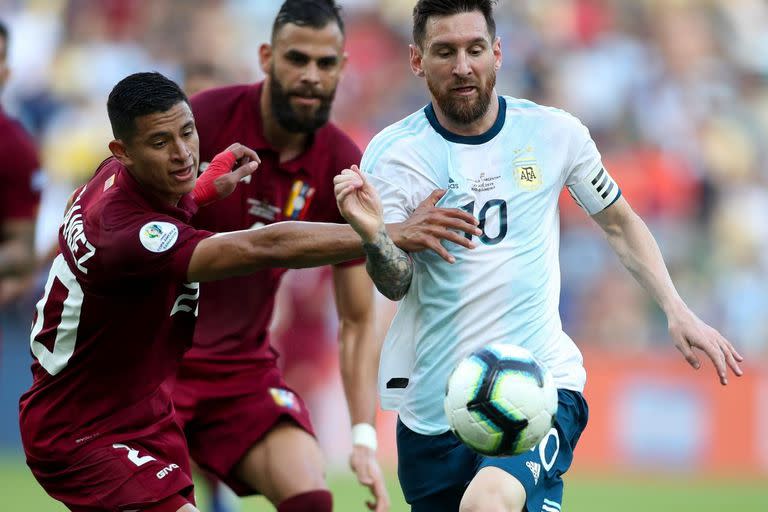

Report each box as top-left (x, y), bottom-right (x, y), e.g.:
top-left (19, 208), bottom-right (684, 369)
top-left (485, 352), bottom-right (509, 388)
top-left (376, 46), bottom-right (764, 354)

top-left (315, 122), bottom-right (361, 165)
top-left (503, 96), bottom-right (588, 134)
top-left (191, 84), bottom-right (254, 119)
top-left (362, 109), bottom-right (432, 170)
top-left (0, 114), bottom-right (39, 168)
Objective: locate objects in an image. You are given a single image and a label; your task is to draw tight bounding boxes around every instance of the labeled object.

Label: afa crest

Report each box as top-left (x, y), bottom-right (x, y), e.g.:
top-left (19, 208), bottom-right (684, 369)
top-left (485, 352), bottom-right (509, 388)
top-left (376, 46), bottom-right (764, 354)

top-left (515, 162), bottom-right (542, 191)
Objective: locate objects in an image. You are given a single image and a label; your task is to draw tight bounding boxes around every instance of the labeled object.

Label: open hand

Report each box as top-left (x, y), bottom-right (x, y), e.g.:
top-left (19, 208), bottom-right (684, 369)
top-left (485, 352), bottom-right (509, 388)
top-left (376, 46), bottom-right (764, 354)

top-left (668, 307), bottom-right (744, 385)
top-left (349, 445), bottom-right (390, 512)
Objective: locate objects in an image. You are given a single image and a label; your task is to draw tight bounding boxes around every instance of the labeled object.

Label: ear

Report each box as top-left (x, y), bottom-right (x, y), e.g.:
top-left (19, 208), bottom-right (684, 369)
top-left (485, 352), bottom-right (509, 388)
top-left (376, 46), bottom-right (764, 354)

top-left (108, 139), bottom-right (132, 167)
top-left (259, 43), bottom-right (272, 76)
top-left (492, 36), bottom-right (502, 71)
top-left (339, 51), bottom-right (349, 73)
top-left (409, 44), bottom-right (425, 78)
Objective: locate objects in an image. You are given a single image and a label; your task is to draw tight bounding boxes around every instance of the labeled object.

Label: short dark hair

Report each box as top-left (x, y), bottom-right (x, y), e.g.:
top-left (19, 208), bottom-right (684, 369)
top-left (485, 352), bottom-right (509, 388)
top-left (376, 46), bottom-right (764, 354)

top-left (107, 72), bottom-right (189, 140)
top-left (413, 0), bottom-right (497, 48)
top-left (0, 20), bottom-right (8, 59)
top-left (271, 0), bottom-right (345, 42)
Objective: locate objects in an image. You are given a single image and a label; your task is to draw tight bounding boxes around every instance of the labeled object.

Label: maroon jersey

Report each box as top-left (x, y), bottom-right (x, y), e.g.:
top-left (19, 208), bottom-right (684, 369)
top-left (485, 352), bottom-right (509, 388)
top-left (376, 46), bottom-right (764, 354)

top-left (0, 106), bottom-right (41, 223)
top-left (0, 108), bottom-right (40, 350)
top-left (19, 158), bottom-right (213, 461)
top-left (187, 82), bottom-right (362, 363)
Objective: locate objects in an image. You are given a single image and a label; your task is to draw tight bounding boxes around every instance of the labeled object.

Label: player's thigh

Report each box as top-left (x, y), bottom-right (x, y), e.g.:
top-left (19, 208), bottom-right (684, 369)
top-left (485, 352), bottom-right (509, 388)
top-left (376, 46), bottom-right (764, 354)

top-left (460, 466), bottom-right (526, 512)
top-left (234, 419), bottom-right (327, 504)
top-left (396, 418), bottom-right (478, 508)
top-left (182, 361), bottom-right (316, 497)
top-left (474, 389), bottom-right (588, 512)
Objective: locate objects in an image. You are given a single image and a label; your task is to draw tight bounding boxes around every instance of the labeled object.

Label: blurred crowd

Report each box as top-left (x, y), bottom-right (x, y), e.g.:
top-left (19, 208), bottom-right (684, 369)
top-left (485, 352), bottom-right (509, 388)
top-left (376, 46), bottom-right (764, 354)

top-left (1, 0), bottom-right (766, 357)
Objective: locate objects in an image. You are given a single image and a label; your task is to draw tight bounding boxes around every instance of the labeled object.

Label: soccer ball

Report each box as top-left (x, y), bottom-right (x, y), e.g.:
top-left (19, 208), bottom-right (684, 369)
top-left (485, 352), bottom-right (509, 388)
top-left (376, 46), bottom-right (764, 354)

top-left (444, 343), bottom-right (558, 456)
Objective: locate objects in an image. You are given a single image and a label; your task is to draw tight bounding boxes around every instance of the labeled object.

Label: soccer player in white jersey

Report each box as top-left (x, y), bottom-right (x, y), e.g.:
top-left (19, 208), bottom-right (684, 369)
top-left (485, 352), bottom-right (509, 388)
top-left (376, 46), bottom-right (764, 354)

top-left (333, 1), bottom-right (744, 511)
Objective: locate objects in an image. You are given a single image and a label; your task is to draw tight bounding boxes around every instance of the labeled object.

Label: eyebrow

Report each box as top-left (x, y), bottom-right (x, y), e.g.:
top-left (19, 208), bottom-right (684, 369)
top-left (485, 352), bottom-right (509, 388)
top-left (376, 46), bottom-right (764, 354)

top-left (146, 120), bottom-right (194, 140)
top-left (284, 48), bottom-right (339, 63)
top-left (431, 37), bottom-right (489, 49)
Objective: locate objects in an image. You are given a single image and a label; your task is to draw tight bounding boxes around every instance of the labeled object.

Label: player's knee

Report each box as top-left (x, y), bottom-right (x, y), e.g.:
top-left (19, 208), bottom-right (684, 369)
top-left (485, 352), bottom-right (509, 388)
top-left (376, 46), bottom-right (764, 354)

top-left (460, 467), bottom-right (526, 512)
top-left (459, 491), bottom-right (524, 512)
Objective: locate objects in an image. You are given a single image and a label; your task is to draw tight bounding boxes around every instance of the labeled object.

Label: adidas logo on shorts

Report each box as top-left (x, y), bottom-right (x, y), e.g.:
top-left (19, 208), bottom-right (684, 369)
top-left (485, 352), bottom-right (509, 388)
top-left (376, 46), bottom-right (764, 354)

top-left (526, 460), bottom-right (541, 485)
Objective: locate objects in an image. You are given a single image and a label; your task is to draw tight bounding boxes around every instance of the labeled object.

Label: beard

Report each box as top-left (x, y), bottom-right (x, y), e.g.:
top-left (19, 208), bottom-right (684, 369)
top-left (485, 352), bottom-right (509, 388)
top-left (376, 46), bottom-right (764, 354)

top-left (269, 68), bottom-right (335, 134)
top-left (427, 69), bottom-right (496, 126)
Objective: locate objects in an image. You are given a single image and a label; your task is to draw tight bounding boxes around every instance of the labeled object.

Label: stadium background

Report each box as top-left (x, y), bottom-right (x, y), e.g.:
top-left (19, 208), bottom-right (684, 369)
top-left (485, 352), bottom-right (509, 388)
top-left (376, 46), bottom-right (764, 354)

top-left (0, 0), bottom-right (766, 509)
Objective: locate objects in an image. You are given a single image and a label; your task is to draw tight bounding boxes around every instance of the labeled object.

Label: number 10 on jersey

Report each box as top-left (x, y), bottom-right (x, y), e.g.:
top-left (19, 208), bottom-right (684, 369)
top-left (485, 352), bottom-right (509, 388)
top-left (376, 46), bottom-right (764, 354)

top-left (460, 199), bottom-right (508, 245)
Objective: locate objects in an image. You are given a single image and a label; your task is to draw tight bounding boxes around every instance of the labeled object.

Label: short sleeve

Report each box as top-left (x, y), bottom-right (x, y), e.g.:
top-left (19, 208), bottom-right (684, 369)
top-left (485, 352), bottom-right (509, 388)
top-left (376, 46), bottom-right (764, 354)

top-left (563, 118), bottom-right (621, 215)
top-left (99, 215), bottom-right (213, 283)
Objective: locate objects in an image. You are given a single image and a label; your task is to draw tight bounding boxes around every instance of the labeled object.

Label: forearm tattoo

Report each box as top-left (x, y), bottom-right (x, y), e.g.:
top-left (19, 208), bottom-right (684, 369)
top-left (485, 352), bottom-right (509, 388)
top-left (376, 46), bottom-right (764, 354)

top-left (363, 226), bottom-right (413, 301)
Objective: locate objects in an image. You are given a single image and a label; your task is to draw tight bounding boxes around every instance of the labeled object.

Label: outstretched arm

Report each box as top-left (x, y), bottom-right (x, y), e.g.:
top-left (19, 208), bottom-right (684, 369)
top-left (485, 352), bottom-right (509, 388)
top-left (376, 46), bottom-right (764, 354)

top-left (188, 166), bottom-right (480, 284)
top-left (592, 196), bottom-right (743, 384)
top-left (187, 221), bottom-right (365, 282)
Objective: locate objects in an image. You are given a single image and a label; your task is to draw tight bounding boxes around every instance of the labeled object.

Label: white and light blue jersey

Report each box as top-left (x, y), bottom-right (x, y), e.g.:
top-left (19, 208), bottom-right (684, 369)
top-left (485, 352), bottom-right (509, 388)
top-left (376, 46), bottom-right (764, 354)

top-left (363, 96), bottom-right (621, 435)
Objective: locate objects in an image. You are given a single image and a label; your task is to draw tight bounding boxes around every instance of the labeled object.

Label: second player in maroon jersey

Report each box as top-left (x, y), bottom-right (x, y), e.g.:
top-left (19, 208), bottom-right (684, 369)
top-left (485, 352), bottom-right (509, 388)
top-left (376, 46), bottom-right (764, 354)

top-left (175, 2), bottom-right (387, 510)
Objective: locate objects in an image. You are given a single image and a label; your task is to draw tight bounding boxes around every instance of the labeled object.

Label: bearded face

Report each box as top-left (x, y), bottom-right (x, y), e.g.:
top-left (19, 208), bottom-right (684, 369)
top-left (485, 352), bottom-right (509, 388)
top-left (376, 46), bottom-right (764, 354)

top-left (412, 11), bottom-right (502, 130)
top-left (426, 67), bottom-right (496, 126)
top-left (268, 65), bottom-right (336, 134)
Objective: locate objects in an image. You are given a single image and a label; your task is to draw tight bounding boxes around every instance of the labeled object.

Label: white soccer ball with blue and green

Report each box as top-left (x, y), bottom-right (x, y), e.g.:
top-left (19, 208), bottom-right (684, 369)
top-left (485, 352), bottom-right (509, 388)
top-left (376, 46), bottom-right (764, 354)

top-left (444, 343), bottom-right (558, 456)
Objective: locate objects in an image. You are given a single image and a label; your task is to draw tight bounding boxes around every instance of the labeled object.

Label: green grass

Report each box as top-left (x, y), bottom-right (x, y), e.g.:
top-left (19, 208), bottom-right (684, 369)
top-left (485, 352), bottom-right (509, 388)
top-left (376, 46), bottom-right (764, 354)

top-left (2, 457), bottom-right (766, 511)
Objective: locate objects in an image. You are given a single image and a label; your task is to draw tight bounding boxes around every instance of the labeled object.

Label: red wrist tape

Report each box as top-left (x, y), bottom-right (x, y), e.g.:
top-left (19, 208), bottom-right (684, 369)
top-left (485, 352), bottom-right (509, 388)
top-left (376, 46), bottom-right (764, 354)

top-left (191, 150), bottom-right (237, 206)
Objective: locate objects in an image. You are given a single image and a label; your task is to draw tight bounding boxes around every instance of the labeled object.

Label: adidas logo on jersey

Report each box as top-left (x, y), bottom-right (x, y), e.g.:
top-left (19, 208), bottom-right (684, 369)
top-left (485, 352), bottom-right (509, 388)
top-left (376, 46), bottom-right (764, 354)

top-left (448, 178), bottom-right (459, 189)
top-left (526, 461), bottom-right (541, 485)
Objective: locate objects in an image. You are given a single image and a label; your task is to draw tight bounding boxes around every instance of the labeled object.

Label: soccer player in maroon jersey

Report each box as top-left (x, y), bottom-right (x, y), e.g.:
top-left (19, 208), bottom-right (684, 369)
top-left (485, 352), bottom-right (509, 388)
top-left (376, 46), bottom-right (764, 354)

top-left (19, 71), bottom-right (479, 512)
top-left (0, 20), bottom-right (42, 304)
top-left (176, 2), bottom-right (398, 511)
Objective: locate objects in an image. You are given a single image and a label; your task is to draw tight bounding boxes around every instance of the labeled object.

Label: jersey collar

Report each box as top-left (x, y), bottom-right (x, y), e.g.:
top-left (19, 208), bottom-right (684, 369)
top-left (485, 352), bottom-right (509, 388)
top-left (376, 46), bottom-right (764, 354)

top-left (115, 160), bottom-right (198, 221)
top-left (425, 96), bottom-right (506, 145)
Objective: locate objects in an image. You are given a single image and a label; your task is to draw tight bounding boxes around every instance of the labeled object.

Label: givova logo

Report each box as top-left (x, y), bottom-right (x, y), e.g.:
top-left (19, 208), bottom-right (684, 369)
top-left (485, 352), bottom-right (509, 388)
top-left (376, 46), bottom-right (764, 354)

top-left (156, 463), bottom-right (180, 479)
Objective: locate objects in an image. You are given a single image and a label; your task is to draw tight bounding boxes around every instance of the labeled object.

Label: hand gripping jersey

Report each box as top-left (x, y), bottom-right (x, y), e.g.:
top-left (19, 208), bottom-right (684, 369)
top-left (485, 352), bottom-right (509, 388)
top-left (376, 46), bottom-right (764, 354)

top-left (363, 96), bottom-right (621, 435)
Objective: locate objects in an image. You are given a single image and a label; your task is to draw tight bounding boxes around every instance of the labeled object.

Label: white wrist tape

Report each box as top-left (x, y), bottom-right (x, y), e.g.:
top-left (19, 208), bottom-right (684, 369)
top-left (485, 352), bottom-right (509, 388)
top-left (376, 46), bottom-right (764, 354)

top-left (351, 423), bottom-right (378, 451)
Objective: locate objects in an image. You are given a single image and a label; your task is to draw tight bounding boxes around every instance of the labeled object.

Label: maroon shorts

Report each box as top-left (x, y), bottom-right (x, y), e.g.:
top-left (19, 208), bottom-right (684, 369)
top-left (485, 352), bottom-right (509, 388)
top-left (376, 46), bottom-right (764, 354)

top-left (172, 358), bottom-right (314, 496)
top-left (26, 421), bottom-right (194, 511)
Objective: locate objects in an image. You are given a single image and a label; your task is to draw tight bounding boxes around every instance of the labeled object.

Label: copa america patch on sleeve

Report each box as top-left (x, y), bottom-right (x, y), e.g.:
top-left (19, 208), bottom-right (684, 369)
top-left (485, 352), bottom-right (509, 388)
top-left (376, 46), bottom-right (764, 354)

top-left (139, 221), bottom-right (179, 253)
top-left (566, 166), bottom-right (621, 215)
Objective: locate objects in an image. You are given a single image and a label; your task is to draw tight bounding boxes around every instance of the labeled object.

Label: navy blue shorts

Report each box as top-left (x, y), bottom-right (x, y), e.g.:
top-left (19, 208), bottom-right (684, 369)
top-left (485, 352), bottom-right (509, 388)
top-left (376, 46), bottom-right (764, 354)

top-left (396, 389), bottom-right (588, 512)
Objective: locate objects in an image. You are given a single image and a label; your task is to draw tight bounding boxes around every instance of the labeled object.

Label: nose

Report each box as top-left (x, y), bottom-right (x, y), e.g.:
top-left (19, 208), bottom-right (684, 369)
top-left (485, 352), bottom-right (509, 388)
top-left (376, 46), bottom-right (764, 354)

top-left (301, 61), bottom-right (321, 85)
top-left (171, 139), bottom-right (192, 163)
top-left (453, 50), bottom-right (472, 77)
